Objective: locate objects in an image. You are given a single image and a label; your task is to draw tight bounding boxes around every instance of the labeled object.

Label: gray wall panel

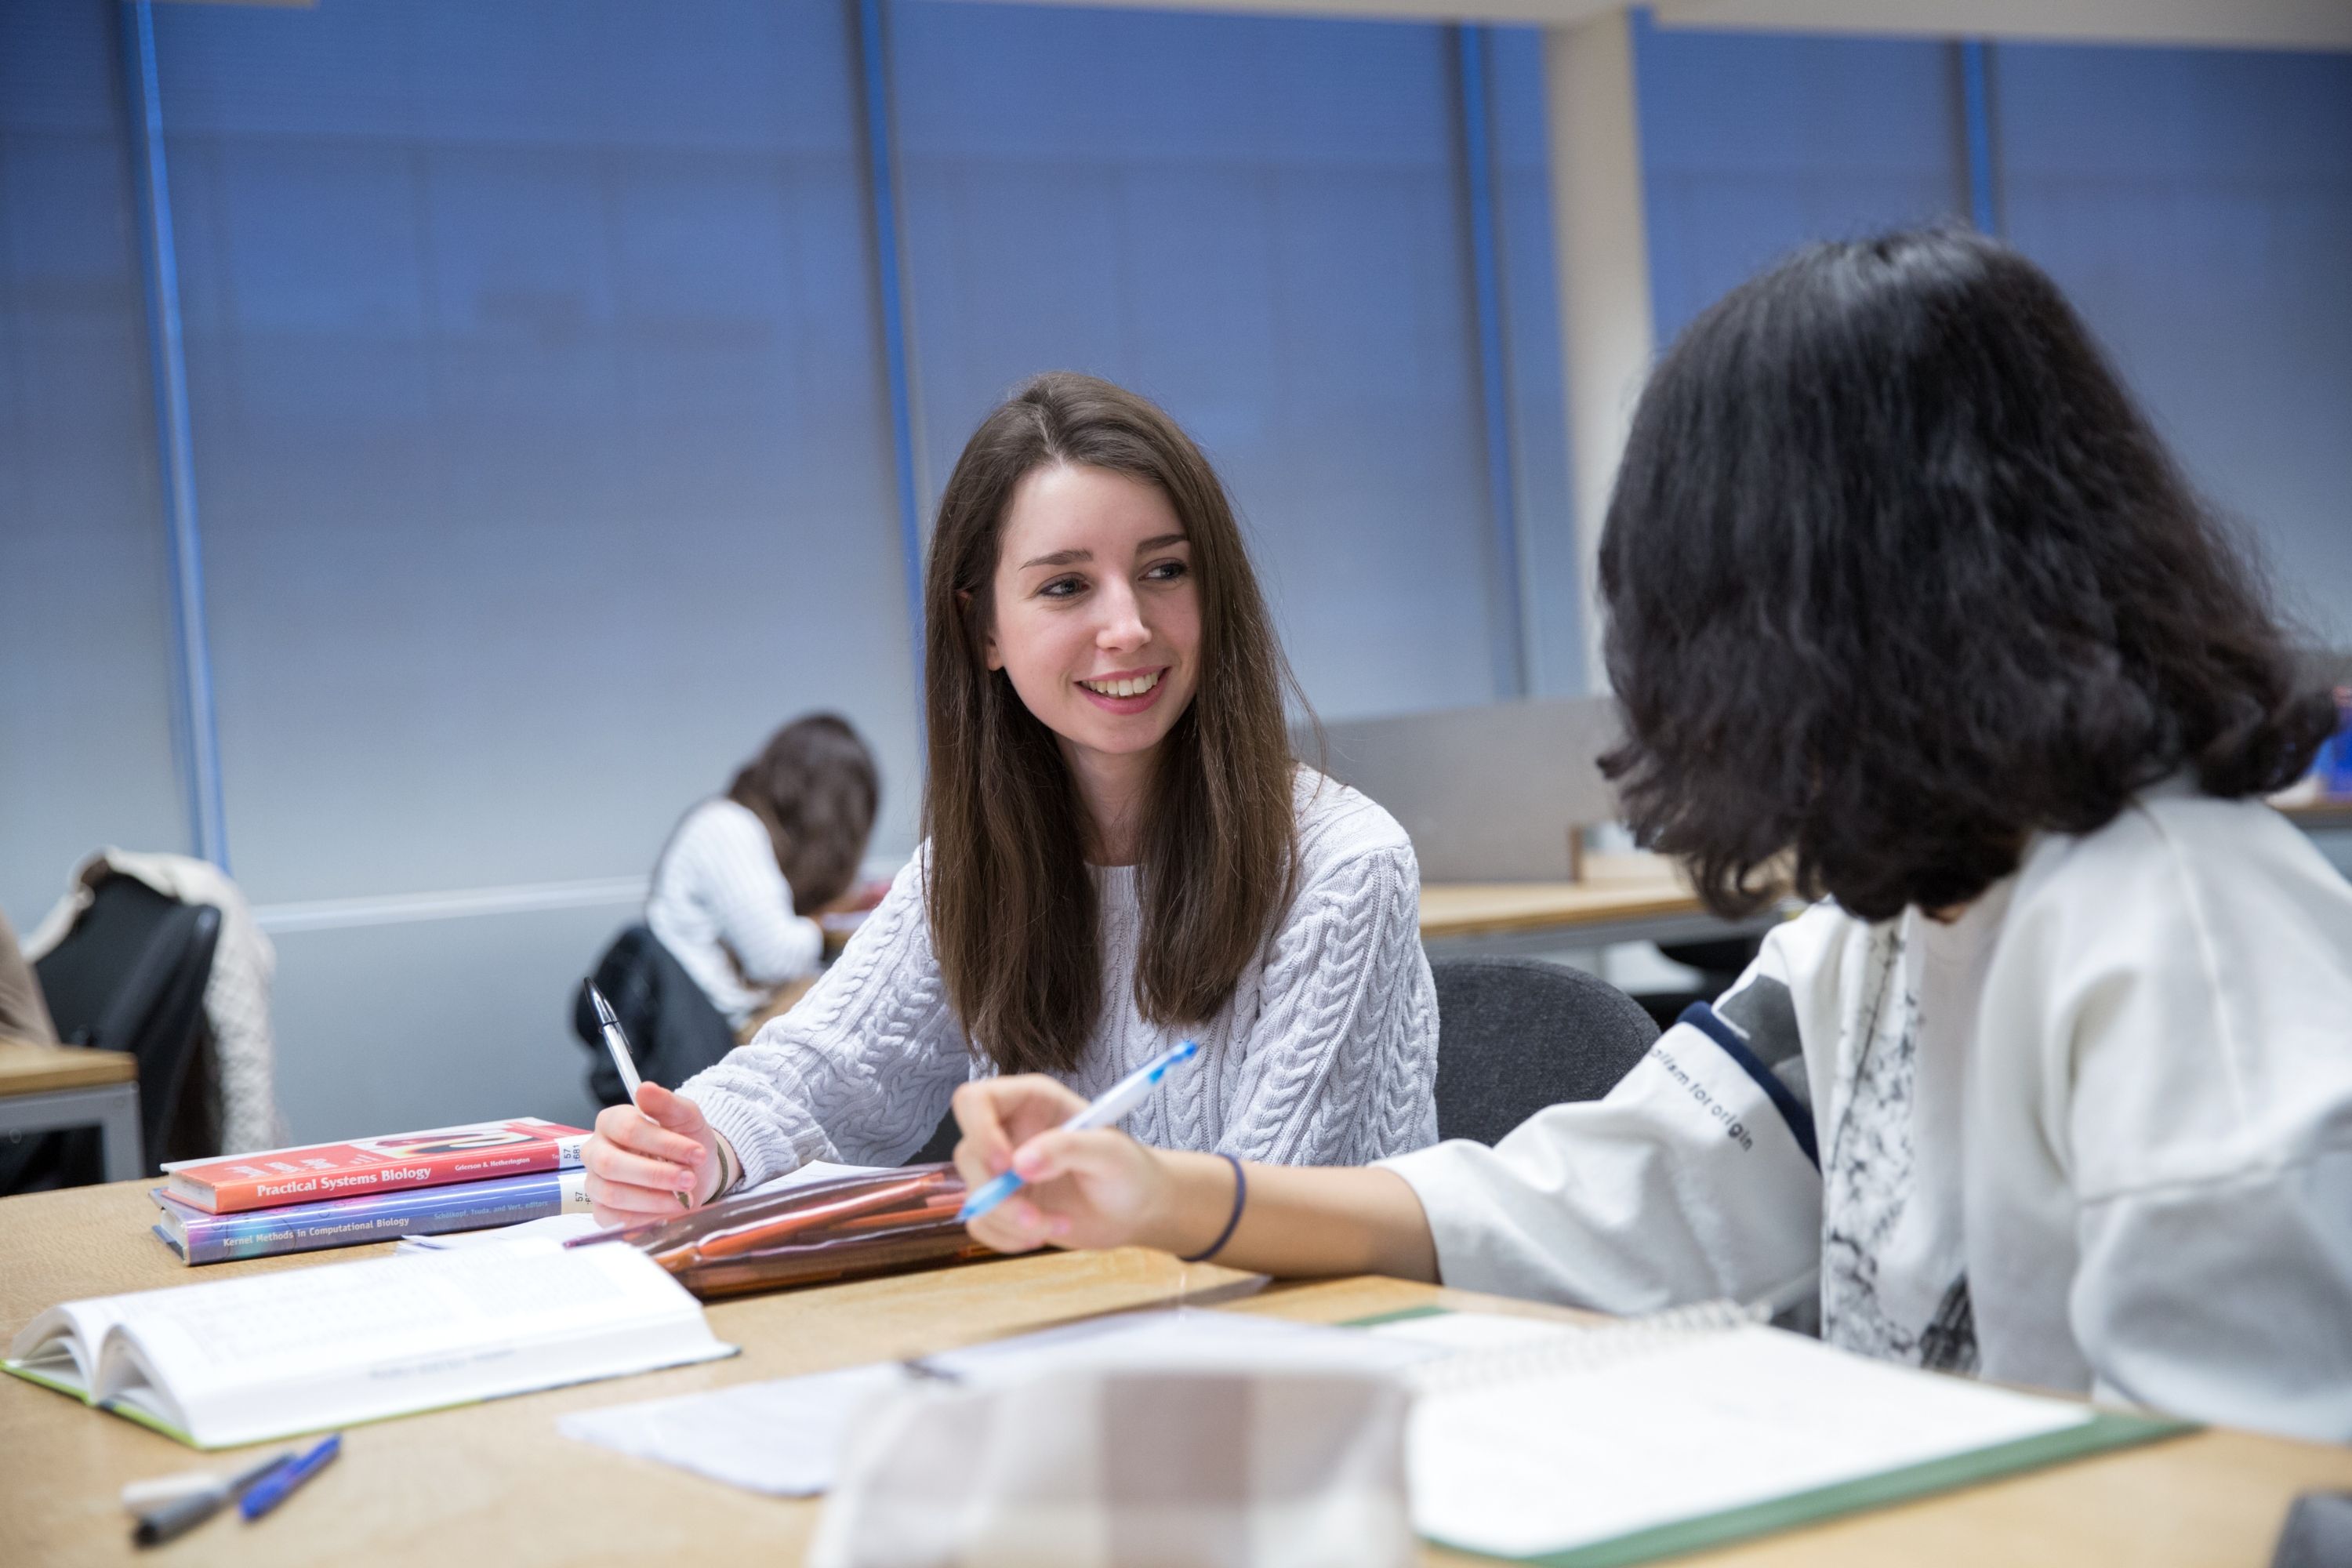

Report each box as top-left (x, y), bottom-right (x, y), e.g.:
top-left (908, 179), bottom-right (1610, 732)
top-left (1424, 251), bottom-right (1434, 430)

top-left (265, 903), bottom-right (625, 1143)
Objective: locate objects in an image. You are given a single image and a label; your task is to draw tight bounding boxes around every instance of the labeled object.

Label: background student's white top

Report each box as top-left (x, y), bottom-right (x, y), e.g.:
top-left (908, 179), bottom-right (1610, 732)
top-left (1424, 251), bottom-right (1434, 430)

top-left (646, 797), bottom-right (824, 1029)
top-left (1384, 784), bottom-right (2352, 1443)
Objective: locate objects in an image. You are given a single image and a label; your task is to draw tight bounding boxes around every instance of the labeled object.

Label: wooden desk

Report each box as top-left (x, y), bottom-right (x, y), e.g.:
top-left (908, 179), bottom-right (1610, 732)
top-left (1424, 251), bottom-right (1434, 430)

top-left (5, 1182), bottom-right (2346, 1567)
top-left (1419, 868), bottom-right (1780, 957)
top-left (2281, 797), bottom-right (2352, 833)
top-left (0, 1038), bottom-right (142, 1183)
top-left (1420, 796), bottom-right (2352, 953)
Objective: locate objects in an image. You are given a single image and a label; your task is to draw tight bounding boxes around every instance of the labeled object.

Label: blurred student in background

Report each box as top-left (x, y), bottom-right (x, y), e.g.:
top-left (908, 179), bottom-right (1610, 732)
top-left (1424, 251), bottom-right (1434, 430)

top-left (584, 372), bottom-right (1439, 1219)
top-left (942, 233), bottom-right (2352, 1443)
top-left (646, 714), bottom-right (879, 1041)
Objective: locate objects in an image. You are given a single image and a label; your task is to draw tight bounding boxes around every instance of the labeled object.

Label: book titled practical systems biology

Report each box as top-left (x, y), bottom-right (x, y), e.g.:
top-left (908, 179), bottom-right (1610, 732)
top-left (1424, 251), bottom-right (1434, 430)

top-left (162, 1117), bottom-right (590, 1214)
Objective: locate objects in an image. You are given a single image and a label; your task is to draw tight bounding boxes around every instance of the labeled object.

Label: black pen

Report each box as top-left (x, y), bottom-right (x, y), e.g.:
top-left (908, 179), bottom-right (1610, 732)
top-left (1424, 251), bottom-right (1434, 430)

top-left (586, 980), bottom-right (691, 1209)
top-left (132, 1450), bottom-right (292, 1548)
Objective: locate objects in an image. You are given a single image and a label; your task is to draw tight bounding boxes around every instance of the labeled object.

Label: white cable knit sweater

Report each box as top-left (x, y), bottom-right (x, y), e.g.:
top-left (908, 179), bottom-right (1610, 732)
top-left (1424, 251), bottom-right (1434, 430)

top-left (684, 770), bottom-right (1440, 1187)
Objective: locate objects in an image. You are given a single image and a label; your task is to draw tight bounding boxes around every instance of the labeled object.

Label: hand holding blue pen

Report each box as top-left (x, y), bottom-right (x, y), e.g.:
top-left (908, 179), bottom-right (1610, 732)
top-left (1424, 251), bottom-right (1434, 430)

top-left (957, 1040), bottom-right (1200, 1224)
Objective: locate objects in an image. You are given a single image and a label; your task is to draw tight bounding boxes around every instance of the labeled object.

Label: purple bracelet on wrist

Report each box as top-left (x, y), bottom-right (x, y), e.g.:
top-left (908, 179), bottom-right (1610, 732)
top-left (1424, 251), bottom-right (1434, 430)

top-left (1178, 1152), bottom-right (1247, 1264)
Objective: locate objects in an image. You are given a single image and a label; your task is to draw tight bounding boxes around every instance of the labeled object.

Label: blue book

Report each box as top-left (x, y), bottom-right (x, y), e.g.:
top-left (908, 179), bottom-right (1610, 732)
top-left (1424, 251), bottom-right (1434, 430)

top-left (150, 1168), bottom-right (591, 1265)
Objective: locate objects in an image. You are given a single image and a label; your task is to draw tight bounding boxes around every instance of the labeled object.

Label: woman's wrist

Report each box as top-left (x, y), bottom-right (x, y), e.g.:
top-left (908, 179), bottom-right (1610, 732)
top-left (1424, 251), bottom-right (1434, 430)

top-left (1143, 1150), bottom-right (1241, 1260)
top-left (706, 1131), bottom-right (739, 1205)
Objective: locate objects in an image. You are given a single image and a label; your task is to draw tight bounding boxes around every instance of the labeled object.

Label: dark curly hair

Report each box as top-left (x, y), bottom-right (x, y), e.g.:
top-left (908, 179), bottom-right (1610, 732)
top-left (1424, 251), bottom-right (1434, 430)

top-left (1599, 228), bottom-right (2335, 922)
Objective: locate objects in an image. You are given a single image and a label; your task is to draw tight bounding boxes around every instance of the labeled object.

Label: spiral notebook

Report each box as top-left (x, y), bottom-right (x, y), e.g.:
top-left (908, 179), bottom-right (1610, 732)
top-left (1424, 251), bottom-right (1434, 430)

top-left (1382, 1305), bottom-right (2193, 1568)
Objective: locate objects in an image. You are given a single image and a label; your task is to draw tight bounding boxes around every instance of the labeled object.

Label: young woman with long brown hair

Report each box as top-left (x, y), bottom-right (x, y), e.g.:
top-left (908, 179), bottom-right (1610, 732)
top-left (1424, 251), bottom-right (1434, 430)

top-left (582, 373), bottom-right (1439, 1218)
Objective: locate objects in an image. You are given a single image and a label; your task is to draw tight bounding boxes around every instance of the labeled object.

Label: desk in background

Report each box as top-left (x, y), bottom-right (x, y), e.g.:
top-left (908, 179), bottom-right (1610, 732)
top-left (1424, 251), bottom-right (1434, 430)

top-left (2283, 797), bottom-right (2352, 881)
top-left (4, 1180), bottom-right (2347, 1567)
top-left (0, 1038), bottom-right (141, 1184)
top-left (1418, 879), bottom-right (1778, 957)
top-left (1424, 800), bottom-right (2352, 960)
top-left (1418, 853), bottom-right (1781, 960)
top-left (2285, 798), bottom-right (2352, 831)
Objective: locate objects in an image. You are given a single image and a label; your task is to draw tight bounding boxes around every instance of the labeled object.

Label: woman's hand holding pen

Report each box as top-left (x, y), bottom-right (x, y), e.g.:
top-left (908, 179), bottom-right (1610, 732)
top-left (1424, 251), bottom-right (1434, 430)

top-left (951, 1073), bottom-right (1437, 1280)
top-left (951, 1076), bottom-right (1225, 1258)
top-left (582, 1083), bottom-right (724, 1225)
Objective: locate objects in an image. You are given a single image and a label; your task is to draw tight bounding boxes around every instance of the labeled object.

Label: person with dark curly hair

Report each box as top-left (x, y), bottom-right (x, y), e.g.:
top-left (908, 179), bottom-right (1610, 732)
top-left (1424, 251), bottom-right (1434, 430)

top-left (942, 230), bottom-right (2352, 1443)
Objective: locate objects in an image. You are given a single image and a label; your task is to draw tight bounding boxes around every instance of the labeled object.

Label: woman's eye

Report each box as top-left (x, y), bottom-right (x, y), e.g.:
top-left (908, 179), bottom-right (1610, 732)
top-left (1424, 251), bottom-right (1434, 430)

top-left (1144, 560), bottom-right (1189, 583)
top-left (1040, 576), bottom-right (1085, 600)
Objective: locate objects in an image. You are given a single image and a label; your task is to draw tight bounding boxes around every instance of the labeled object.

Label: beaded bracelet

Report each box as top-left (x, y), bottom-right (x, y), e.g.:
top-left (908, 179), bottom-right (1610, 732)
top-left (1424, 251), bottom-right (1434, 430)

top-left (1178, 1152), bottom-right (1247, 1264)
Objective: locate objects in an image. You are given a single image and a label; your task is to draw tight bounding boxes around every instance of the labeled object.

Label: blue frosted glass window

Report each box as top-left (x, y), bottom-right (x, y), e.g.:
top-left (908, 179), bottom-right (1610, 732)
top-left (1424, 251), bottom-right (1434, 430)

top-left (1635, 17), bottom-right (1969, 345)
top-left (1997, 43), bottom-right (2352, 646)
top-left (146, 0), bottom-right (921, 903)
top-left (890, 1), bottom-right (1523, 720)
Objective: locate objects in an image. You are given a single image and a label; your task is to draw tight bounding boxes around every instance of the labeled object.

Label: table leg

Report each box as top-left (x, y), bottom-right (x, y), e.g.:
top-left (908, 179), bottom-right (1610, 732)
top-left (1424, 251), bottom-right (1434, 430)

top-left (96, 1082), bottom-right (144, 1181)
top-left (0, 1081), bottom-right (147, 1181)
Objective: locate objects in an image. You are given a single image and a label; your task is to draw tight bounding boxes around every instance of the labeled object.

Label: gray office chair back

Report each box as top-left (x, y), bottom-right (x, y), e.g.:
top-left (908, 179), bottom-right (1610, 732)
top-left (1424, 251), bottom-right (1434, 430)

top-left (1431, 957), bottom-right (1660, 1146)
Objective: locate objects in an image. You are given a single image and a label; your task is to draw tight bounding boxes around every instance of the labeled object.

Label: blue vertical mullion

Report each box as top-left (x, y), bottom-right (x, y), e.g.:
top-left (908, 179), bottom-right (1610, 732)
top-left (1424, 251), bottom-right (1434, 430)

top-left (855, 0), bottom-right (930, 727)
top-left (1455, 24), bottom-right (1529, 701)
top-left (122, 0), bottom-right (230, 870)
top-left (1959, 39), bottom-right (2001, 236)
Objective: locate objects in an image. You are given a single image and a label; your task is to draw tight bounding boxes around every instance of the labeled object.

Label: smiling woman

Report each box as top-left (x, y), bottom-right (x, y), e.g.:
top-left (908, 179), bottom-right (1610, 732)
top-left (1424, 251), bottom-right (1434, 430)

top-left (579, 374), bottom-right (1441, 1222)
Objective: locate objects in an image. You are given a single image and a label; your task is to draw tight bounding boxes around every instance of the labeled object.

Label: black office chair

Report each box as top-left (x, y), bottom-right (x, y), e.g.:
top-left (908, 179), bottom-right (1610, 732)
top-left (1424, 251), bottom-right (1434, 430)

top-left (574, 926), bottom-right (739, 1109)
top-left (1, 877), bottom-right (222, 1192)
top-left (905, 1109), bottom-right (960, 1167)
top-left (1431, 956), bottom-right (1660, 1147)
top-left (1632, 935), bottom-right (1767, 1033)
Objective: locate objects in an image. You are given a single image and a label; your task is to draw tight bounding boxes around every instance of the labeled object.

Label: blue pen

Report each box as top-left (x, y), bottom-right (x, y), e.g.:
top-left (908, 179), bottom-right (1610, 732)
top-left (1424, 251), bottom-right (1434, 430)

top-left (959, 1040), bottom-right (1200, 1223)
top-left (240, 1434), bottom-right (339, 1522)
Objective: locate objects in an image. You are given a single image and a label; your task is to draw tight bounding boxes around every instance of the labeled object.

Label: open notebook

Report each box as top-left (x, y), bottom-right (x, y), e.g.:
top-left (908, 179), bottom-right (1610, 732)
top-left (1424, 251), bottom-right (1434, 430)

top-left (5, 1237), bottom-right (733, 1449)
top-left (1396, 1311), bottom-right (2192, 1567)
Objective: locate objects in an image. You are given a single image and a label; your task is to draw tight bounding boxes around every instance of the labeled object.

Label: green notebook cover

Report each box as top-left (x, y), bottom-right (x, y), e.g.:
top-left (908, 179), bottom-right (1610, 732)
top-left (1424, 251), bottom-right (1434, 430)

top-left (2, 1358), bottom-right (200, 1446)
top-left (7, 1346), bottom-right (738, 1451)
top-left (1349, 1305), bottom-right (2198, 1568)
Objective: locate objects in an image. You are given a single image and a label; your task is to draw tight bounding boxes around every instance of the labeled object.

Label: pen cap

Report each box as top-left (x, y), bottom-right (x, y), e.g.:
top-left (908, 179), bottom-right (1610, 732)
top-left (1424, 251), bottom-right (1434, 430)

top-left (134, 1488), bottom-right (227, 1547)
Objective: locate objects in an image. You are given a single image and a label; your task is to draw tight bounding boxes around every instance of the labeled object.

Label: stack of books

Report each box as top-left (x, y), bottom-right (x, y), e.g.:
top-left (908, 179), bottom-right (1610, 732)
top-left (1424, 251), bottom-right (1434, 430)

top-left (148, 1116), bottom-right (593, 1265)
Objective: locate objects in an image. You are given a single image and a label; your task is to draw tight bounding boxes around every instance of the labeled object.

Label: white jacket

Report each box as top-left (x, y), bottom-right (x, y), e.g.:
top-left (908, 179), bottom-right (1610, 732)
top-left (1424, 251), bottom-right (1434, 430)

top-left (1384, 786), bottom-right (2352, 1443)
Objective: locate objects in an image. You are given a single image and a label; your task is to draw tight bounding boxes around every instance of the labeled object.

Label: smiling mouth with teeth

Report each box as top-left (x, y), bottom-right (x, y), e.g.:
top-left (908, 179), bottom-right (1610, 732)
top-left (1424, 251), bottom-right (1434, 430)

top-left (1080, 670), bottom-right (1163, 699)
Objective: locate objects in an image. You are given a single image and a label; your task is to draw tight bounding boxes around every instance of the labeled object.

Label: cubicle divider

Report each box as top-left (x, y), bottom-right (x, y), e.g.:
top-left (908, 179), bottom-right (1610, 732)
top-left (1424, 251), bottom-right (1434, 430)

top-left (1308, 695), bottom-right (1620, 884)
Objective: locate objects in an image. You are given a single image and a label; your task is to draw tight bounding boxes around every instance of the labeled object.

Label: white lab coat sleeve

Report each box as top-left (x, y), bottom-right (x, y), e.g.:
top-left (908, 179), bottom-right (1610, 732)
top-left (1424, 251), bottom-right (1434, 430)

top-left (2013, 800), bottom-right (2352, 1442)
top-left (1380, 923), bottom-right (1831, 1316)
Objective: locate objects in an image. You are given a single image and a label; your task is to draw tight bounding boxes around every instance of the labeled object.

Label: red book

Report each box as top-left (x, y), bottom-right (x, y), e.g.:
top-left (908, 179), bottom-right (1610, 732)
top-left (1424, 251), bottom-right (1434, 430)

top-left (163, 1117), bottom-right (591, 1214)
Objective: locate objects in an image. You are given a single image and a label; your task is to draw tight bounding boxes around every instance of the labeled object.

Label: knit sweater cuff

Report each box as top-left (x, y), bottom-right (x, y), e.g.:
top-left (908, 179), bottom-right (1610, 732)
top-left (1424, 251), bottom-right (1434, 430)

top-left (694, 1082), bottom-right (832, 1190)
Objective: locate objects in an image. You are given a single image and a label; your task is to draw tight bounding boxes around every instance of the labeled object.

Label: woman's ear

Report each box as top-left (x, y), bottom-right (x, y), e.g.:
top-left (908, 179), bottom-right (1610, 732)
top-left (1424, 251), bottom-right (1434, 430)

top-left (960, 588), bottom-right (1004, 671)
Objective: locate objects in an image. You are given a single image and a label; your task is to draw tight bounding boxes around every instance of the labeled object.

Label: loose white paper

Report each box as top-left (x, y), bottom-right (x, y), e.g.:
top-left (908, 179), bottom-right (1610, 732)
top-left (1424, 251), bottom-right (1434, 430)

top-left (558, 1308), bottom-right (1444, 1496)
